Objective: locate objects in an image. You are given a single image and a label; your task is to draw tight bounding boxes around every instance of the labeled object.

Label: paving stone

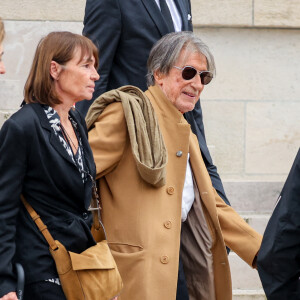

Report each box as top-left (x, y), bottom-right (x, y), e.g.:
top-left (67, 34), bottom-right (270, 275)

top-left (233, 289), bottom-right (266, 300)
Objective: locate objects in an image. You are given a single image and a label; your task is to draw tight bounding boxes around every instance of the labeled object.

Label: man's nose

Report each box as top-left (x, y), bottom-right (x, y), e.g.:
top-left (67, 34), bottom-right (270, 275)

top-left (190, 73), bottom-right (203, 90)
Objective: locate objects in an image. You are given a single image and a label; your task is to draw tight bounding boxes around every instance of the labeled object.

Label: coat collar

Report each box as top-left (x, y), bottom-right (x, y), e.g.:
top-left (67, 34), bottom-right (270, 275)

top-left (145, 85), bottom-right (186, 124)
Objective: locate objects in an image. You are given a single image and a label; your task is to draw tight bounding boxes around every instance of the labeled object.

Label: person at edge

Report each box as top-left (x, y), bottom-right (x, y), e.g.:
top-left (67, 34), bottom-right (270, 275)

top-left (86, 31), bottom-right (262, 300)
top-left (257, 148), bottom-right (300, 299)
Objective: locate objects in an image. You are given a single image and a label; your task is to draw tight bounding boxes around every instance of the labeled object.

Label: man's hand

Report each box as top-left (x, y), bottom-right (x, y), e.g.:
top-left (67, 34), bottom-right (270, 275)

top-left (0, 292), bottom-right (18, 300)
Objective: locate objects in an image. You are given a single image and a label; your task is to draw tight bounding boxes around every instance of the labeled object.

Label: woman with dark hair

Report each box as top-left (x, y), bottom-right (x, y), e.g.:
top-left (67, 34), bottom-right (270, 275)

top-left (0, 31), bottom-right (101, 300)
top-left (0, 17), bottom-right (6, 74)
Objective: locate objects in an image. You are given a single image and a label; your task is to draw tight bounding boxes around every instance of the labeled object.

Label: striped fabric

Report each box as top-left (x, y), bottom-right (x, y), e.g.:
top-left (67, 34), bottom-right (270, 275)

top-left (155, 0), bottom-right (182, 32)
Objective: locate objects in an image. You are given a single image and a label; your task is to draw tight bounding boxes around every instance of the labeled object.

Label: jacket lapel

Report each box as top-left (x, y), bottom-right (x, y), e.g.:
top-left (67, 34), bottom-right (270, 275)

top-left (141, 0), bottom-right (170, 36)
top-left (30, 103), bottom-right (78, 167)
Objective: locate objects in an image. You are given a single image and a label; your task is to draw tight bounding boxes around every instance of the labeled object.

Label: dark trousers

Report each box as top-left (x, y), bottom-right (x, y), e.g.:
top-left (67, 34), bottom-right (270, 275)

top-left (176, 256), bottom-right (189, 300)
top-left (24, 281), bottom-right (66, 300)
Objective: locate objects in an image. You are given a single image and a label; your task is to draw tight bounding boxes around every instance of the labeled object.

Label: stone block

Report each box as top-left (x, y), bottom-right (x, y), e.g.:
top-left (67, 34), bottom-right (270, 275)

top-left (246, 102), bottom-right (300, 174)
top-left (223, 181), bottom-right (283, 213)
top-left (0, 80), bottom-right (23, 110)
top-left (233, 290), bottom-right (266, 300)
top-left (194, 28), bottom-right (300, 101)
top-left (254, 0), bottom-right (300, 28)
top-left (201, 101), bottom-right (245, 174)
top-left (191, 0), bottom-right (252, 27)
top-left (0, 0), bottom-right (85, 21)
top-left (230, 253), bottom-right (262, 290)
top-left (0, 21), bottom-right (83, 109)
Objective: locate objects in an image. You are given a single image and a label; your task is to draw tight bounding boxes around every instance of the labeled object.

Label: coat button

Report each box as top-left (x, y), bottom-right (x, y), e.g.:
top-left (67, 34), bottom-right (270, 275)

top-left (160, 255), bottom-right (169, 264)
top-left (82, 212), bottom-right (88, 220)
top-left (167, 187), bottom-right (174, 195)
top-left (164, 221), bottom-right (172, 229)
top-left (176, 151), bottom-right (183, 157)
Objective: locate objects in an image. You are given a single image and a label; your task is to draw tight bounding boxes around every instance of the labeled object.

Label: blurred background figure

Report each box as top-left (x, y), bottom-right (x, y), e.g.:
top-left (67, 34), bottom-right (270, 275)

top-left (0, 17), bottom-right (6, 74)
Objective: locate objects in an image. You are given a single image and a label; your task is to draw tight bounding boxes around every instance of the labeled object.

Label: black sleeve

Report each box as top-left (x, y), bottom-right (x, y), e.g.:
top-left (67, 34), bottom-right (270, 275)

top-left (257, 150), bottom-right (300, 299)
top-left (0, 118), bottom-right (27, 297)
top-left (77, 0), bottom-right (122, 116)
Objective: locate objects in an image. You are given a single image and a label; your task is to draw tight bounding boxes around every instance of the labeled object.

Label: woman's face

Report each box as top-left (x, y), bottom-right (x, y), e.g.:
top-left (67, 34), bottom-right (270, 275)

top-left (53, 48), bottom-right (99, 104)
top-left (0, 43), bottom-right (6, 74)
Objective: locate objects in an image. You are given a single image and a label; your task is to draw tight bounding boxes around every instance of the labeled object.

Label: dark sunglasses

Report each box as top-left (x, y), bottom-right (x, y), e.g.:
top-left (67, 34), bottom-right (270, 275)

top-left (173, 66), bottom-right (213, 85)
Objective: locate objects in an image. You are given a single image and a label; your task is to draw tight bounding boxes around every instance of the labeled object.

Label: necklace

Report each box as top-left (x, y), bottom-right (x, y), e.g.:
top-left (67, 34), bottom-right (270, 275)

top-left (59, 121), bottom-right (78, 154)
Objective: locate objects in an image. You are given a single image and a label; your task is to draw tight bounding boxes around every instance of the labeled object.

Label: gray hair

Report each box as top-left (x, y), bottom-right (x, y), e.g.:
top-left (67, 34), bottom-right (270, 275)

top-left (146, 31), bottom-right (215, 86)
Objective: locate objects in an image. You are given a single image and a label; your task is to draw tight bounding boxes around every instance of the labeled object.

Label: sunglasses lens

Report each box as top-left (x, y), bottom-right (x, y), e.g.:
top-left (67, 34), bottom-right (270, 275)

top-left (181, 67), bottom-right (213, 85)
top-left (201, 72), bottom-right (213, 85)
top-left (182, 67), bottom-right (197, 80)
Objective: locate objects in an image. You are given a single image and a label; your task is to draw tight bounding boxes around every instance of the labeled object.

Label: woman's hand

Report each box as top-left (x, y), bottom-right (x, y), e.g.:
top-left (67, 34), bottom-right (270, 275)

top-left (0, 292), bottom-right (18, 300)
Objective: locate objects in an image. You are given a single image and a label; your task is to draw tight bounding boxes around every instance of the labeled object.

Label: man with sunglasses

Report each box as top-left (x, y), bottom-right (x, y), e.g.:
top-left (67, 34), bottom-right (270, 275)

top-left (78, 0), bottom-right (230, 207)
top-left (86, 32), bottom-right (262, 300)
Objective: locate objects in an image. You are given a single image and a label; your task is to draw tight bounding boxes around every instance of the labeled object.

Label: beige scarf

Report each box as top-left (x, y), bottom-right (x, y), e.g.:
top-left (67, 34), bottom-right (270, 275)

top-left (86, 85), bottom-right (167, 188)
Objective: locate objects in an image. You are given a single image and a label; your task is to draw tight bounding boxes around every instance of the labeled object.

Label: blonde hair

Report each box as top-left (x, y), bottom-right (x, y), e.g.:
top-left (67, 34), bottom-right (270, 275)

top-left (0, 18), bottom-right (5, 44)
top-left (24, 31), bottom-right (99, 105)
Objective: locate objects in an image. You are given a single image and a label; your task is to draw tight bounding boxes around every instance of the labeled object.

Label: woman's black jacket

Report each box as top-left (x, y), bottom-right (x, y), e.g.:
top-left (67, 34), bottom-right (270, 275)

top-left (0, 103), bottom-right (96, 297)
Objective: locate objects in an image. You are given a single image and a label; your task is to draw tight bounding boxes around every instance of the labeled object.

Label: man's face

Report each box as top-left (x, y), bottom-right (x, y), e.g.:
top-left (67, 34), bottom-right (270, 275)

top-left (154, 49), bottom-right (207, 113)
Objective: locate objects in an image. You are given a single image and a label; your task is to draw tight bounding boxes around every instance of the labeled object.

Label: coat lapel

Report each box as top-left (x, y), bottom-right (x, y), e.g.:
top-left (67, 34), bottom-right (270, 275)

top-left (141, 0), bottom-right (170, 36)
top-left (30, 103), bottom-right (79, 167)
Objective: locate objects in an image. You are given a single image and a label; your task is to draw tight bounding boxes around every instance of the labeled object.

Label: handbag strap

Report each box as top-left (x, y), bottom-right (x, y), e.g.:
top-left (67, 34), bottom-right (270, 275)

top-left (89, 179), bottom-right (107, 241)
top-left (90, 193), bottom-right (101, 230)
top-left (89, 178), bottom-right (103, 232)
top-left (20, 195), bottom-right (58, 251)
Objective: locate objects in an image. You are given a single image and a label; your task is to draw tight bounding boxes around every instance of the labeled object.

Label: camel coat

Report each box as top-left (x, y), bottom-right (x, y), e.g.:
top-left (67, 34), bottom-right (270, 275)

top-left (88, 85), bottom-right (262, 300)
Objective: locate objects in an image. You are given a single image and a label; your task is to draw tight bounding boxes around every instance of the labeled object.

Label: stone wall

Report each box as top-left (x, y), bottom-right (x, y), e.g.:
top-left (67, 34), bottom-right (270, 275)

top-left (1, 1), bottom-right (299, 204)
top-left (1, 0), bottom-right (299, 208)
top-left (1, 1), bottom-right (299, 298)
